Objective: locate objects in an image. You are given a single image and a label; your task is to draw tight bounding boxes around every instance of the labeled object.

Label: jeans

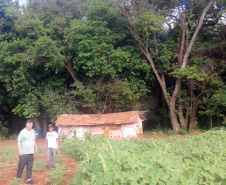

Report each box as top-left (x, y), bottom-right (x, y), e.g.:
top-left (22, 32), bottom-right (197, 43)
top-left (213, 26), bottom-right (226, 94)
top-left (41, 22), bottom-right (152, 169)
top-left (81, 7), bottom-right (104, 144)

top-left (16, 154), bottom-right (34, 180)
top-left (48, 148), bottom-right (57, 168)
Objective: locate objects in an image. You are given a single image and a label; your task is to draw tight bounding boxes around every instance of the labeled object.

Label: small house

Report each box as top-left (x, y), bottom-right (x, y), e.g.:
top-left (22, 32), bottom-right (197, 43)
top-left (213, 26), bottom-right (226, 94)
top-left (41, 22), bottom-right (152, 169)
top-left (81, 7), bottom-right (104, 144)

top-left (55, 111), bottom-right (144, 140)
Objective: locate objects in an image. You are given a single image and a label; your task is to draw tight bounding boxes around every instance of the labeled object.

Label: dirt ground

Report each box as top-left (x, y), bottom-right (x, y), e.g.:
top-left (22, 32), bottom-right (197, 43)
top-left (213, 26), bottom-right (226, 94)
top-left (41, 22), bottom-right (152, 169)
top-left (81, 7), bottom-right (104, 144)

top-left (0, 139), bottom-right (77, 185)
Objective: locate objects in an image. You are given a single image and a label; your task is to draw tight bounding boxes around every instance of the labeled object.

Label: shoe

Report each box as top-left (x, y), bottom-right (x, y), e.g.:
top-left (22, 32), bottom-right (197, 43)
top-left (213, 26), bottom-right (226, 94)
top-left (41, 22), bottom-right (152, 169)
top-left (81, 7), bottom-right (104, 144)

top-left (26, 180), bottom-right (36, 184)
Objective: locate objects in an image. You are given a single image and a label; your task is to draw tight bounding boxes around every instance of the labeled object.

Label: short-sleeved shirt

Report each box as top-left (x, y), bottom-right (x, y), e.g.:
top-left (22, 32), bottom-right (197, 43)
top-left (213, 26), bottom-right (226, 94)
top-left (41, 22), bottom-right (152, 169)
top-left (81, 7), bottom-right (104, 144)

top-left (17, 128), bottom-right (36, 155)
top-left (46, 131), bottom-right (58, 149)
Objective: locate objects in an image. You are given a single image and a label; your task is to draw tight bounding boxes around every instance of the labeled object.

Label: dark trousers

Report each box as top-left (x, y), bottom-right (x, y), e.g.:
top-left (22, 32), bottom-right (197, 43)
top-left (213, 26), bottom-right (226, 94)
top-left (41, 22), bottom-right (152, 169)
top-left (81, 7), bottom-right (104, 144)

top-left (16, 154), bottom-right (34, 180)
top-left (48, 148), bottom-right (57, 168)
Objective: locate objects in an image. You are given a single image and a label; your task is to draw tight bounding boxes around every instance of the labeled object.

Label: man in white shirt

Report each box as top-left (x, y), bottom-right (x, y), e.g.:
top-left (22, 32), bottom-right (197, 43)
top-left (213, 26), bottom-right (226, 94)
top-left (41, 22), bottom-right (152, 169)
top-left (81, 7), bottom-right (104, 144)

top-left (46, 124), bottom-right (59, 169)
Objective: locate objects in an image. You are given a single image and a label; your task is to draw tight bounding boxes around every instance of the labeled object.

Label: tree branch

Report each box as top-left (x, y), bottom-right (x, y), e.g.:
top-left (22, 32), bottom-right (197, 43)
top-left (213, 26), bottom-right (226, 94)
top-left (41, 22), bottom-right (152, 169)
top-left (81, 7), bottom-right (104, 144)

top-left (181, 0), bottom-right (214, 69)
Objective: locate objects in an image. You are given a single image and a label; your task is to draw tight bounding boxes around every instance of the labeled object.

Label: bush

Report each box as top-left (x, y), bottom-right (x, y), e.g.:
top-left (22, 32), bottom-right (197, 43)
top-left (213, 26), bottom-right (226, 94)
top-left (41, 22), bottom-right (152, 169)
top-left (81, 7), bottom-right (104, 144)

top-left (9, 134), bottom-right (18, 140)
top-left (62, 131), bottom-right (226, 185)
top-left (212, 126), bottom-right (225, 131)
top-left (179, 129), bottom-right (187, 135)
top-left (167, 129), bottom-right (174, 135)
top-left (0, 136), bottom-right (8, 141)
top-left (157, 131), bottom-right (164, 136)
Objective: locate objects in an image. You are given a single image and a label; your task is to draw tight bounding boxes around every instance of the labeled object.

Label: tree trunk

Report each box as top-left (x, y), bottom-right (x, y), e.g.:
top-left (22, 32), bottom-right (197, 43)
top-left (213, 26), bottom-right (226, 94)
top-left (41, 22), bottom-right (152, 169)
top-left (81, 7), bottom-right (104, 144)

top-left (13, 118), bottom-right (16, 133)
top-left (64, 60), bottom-right (79, 82)
top-left (189, 101), bottom-right (200, 130)
top-left (33, 117), bottom-right (41, 131)
top-left (42, 114), bottom-right (48, 138)
top-left (143, 49), bottom-right (181, 133)
top-left (209, 115), bottom-right (213, 129)
top-left (162, 93), bottom-right (168, 128)
top-left (181, 0), bottom-right (215, 69)
top-left (169, 104), bottom-right (180, 134)
top-left (178, 102), bottom-right (186, 129)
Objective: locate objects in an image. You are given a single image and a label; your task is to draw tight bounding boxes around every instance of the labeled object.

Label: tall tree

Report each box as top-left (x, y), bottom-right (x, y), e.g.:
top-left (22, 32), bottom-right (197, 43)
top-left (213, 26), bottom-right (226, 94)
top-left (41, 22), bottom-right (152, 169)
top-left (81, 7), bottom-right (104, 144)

top-left (115, 0), bottom-right (219, 133)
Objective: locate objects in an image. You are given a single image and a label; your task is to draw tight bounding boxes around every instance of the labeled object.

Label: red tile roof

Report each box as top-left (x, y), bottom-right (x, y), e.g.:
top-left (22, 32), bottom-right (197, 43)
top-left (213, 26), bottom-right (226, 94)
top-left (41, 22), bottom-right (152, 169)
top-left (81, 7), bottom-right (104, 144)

top-left (55, 111), bottom-right (140, 126)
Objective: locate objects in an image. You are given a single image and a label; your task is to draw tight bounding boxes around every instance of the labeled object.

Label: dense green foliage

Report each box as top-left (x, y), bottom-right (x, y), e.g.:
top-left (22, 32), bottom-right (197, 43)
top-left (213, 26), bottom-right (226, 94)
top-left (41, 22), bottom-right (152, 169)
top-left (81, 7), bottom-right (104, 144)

top-left (0, 0), bottom-right (225, 134)
top-left (61, 131), bottom-right (226, 184)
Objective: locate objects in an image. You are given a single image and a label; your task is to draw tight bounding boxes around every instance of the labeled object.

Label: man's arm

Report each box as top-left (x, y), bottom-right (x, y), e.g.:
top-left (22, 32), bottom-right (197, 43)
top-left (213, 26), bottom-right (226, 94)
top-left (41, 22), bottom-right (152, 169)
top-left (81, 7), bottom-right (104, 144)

top-left (18, 141), bottom-right (23, 156)
top-left (34, 140), bottom-right (38, 153)
top-left (57, 138), bottom-right (60, 150)
top-left (45, 139), bottom-right (48, 148)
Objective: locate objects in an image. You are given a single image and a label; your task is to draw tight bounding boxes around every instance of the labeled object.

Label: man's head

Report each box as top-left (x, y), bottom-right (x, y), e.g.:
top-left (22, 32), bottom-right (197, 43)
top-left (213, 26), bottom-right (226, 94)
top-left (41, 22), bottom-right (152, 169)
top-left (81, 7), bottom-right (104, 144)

top-left (48, 124), bottom-right (54, 132)
top-left (26, 120), bottom-right (33, 130)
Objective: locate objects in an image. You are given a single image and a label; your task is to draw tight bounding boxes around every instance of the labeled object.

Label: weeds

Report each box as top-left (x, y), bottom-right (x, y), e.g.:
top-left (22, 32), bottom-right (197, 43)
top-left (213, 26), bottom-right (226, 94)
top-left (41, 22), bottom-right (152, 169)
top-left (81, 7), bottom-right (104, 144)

top-left (57, 154), bottom-right (64, 164)
top-left (84, 129), bottom-right (92, 141)
top-left (9, 178), bottom-right (22, 185)
top-left (33, 159), bottom-right (46, 172)
top-left (0, 146), bottom-right (18, 167)
top-left (46, 164), bottom-right (67, 185)
top-left (37, 146), bottom-right (45, 153)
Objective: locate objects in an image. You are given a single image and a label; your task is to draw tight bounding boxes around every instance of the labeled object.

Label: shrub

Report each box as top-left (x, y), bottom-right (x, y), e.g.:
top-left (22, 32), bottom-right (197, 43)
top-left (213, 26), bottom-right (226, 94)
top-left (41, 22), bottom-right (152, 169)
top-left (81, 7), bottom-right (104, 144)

top-left (212, 126), bottom-right (225, 131)
top-left (9, 134), bottom-right (18, 140)
top-left (179, 129), bottom-right (187, 135)
top-left (157, 131), bottom-right (164, 136)
top-left (0, 136), bottom-right (8, 141)
top-left (167, 129), bottom-right (174, 135)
